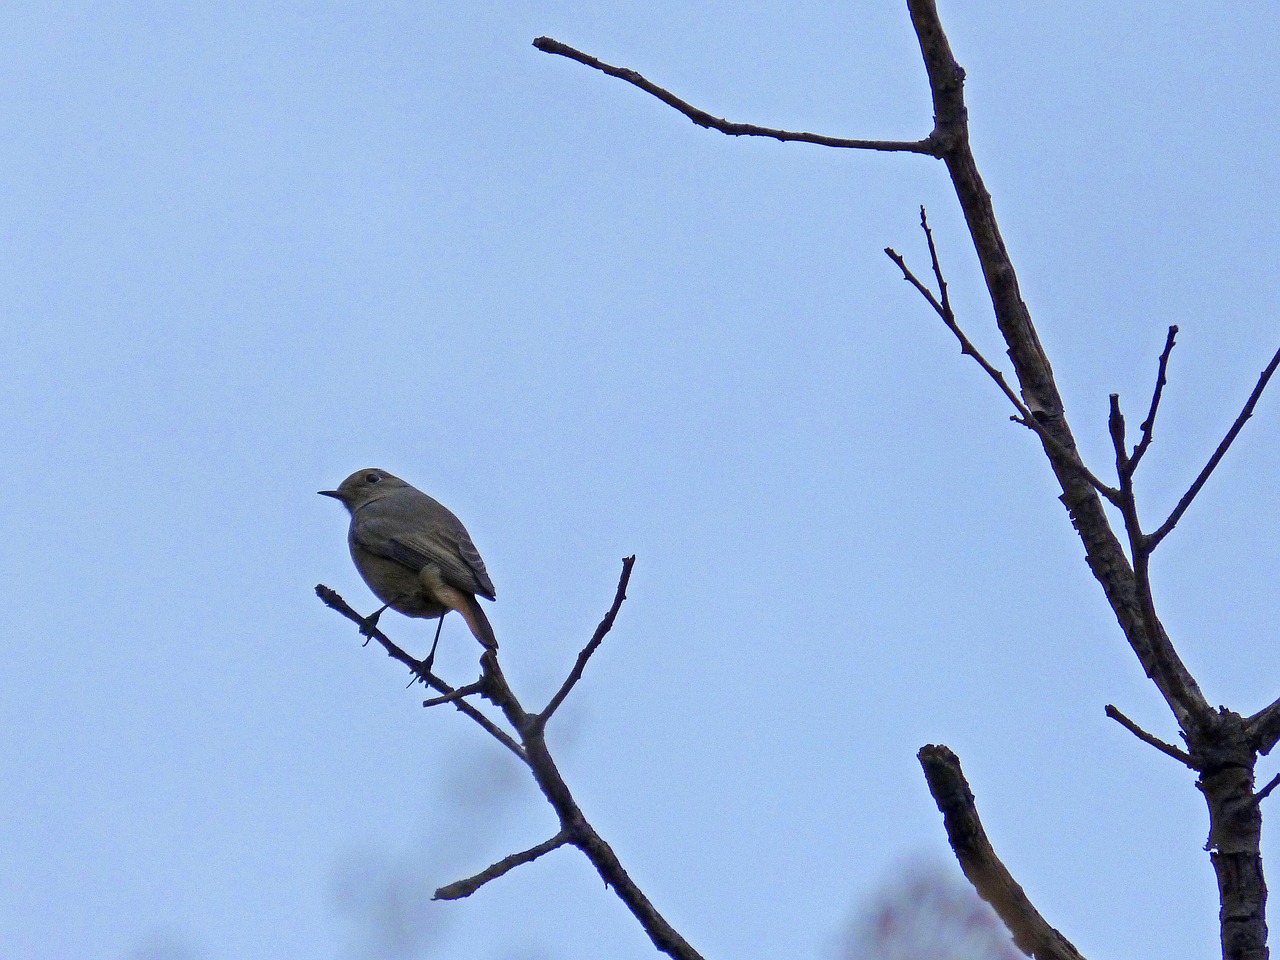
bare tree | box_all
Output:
[318,3,1280,959]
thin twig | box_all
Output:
[532,37,938,155]
[315,585,526,762]
[886,232,1119,503]
[423,681,487,708]
[921,206,953,319]
[885,245,948,317]
[1127,326,1178,474]
[918,744,1088,960]
[1148,342,1280,549]
[434,830,571,901]
[1104,704,1194,767]
[1255,773,1280,805]
[537,556,636,726]
[1108,394,1129,479]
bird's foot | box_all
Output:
[358,604,389,645]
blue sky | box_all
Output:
[4,2,1279,959]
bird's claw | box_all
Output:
[358,605,388,645]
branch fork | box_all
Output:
[319,557,703,960]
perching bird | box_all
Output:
[320,468,496,660]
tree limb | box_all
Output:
[1104,704,1194,767]
[533,36,937,155]
[918,744,1087,960]
[897,0,1213,738]
[1147,342,1280,549]
[537,555,635,727]
[434,830,571,901]
[536,15,1204,735]
[476,652,706,960]
[314,584,526,762]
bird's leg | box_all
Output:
[419,566,498,651]
[422,615,445,674]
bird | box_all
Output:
[320,468,496,663]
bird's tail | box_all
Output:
[459,594,498,650]
[418,564,498,651]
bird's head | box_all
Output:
[318,468,407,511]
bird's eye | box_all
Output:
[365,472,381,484]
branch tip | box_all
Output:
[1127,326,1179,473]
[918,744,1086,960]
[1149,340,1280,548]
[539,556,636,724]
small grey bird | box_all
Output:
[320,468,497,658]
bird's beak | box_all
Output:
[318,490,344,501]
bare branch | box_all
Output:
[321,574,702,959]
[537,556,636,726]
[1126,325,1179,474]
[918,745,1087,960]
[1148,342,1280,549]
[315,585,526,762]
[423,681,486,708]
[474,648,707,960]
[885,230,1119,504]
[434,830,571,901]
[885,245,947,317]
[1104,704,1194,767]
[921,204,953,319]
[532,37,937,155]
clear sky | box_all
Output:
[4,2,1279,959]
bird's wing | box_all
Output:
[452,529,496,600]
[354,512,495,600]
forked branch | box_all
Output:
[1248,697,1280,756]
[315,584,525,760]
[886,210,1119,502]
[896,0,1213,738]
[321,560,705,960]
